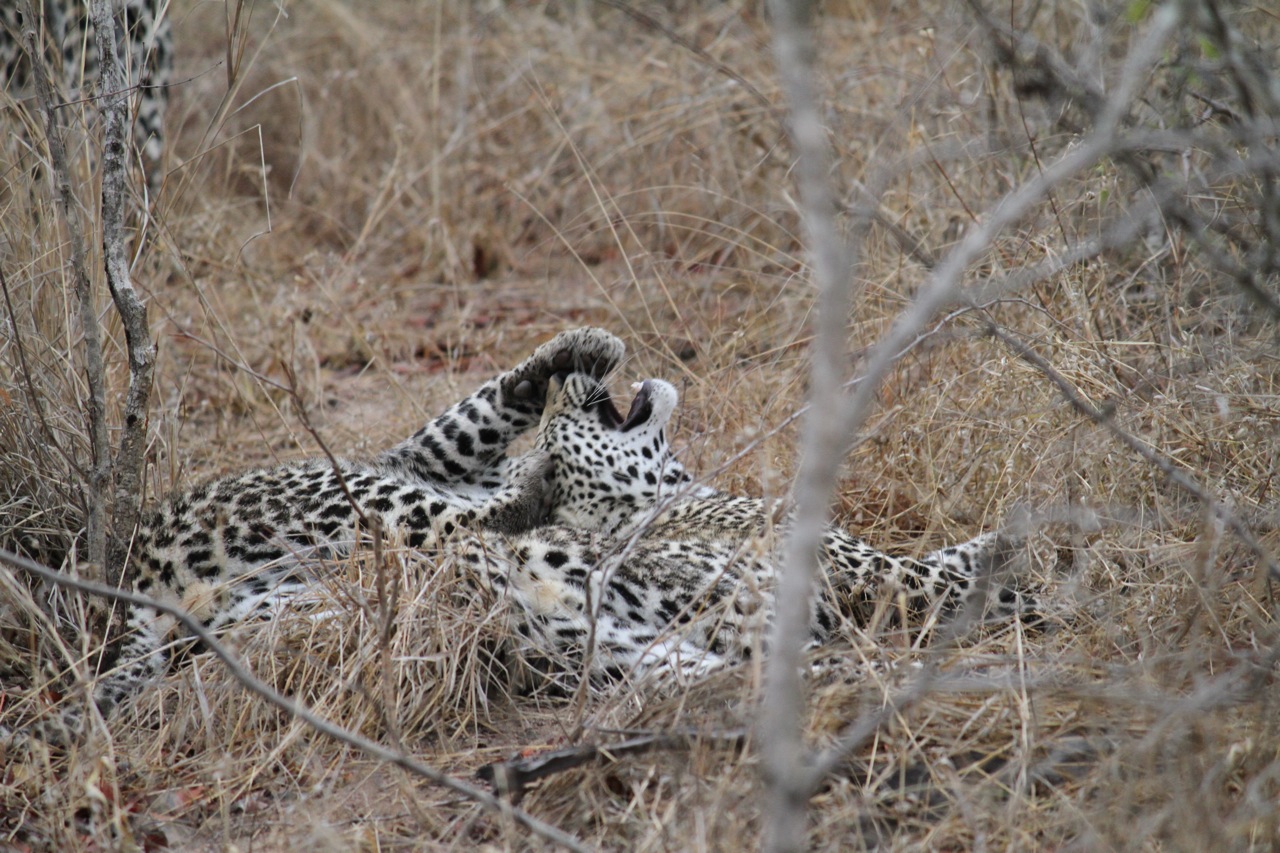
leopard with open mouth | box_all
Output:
[5,328,1036,744]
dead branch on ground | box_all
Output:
[478,728,748,803]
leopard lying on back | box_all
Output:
[6,328,1034,744]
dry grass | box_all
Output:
[2,0,1279,849]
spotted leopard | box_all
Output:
[4,327,625,742]
[490,371,1039,679]
[1,0,171,194]
[5,329,1032,743]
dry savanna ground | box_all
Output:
[2,0,1279,849]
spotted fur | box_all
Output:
[518,373,1038,674]
[6,331,1036,744]
[8,328,624,741]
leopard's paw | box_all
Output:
[505,328,625,403]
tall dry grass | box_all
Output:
[2,0,1278,849]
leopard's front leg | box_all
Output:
[464,449,557,535]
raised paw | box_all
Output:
[504,328,626,404]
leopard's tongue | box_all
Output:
[619,381,654,431]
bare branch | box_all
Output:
[801,643,1280,794]
[968,0,1280,319]
[761,0,860,850]
[18,0,110,571]
[983,321,1280,583]
[88,0,157,589]
[756,8,1184,846]
[0,547,591,853]
[836,4,1183,457]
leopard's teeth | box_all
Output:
[631,382,644,393]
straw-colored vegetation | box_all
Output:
[2,0,1278,849]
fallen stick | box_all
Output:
[478,728,748,802]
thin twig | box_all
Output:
[838,182,939,270]
[803,642,1280,793]
[479,729,748,802]
[279,358,371,531]
[0,264,79,478]
[278,355,408,751]
[0,547,590,853]
[799,670,937,792]
[589,0,776,117]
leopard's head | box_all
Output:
[536,373,696,535]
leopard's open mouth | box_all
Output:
[594,380,655,432]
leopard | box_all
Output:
[497,371,1040,680]
[1,0,172,195]
[3,327,626,744]
[3,328,1032,745]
